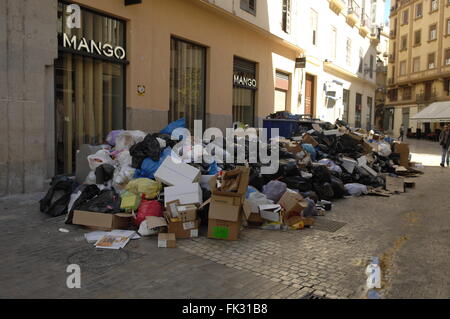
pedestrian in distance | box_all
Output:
[398,124,405,142]
[439,125,450,167]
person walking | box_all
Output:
[399,124,405,141]
[439,125,450,167]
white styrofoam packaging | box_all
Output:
[259,204,282,223]
[341,157,358,174]
[154,156,201,186]
[164,183,203,207]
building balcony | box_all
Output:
[346,0,360,27]
[329,0,346,15]
[416,92,438,103]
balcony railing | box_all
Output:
[416,92,438,102]
[347,0,361,18]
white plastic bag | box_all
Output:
[115,130,146,151]
[87,150,114,170]
[378,142,392,157]
[138,220,159,237]
[365,262,381,289]
[344,183,368,196]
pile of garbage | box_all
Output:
[39,118,423,247]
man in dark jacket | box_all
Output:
[439,125,450,167]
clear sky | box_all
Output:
[385,0,391,22]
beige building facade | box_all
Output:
[387,0,450,137]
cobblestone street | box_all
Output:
[0,139,449,299]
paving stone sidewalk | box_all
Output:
[0,165,449,299]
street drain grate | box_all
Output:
[300,292,330,299]
[312,218,347,232]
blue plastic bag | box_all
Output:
[134,148,172,179]
[301,143,317,161]
[208,161,219,175]
[160,118,186,135]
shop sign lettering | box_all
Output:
[63,33,126,60]
[233,74,257,89]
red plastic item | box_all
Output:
[134,198,163,226]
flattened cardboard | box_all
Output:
[209,201,241,222]
[302,133,319,147]
[209,166,250,197]
[146,216,168,229]
[394,142,410,167]
[158,233,176,248]
[73,210,132,231]
[207,218,241,241]
[154,156,201,186]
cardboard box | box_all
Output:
[164,183,203,207]
[72,210,132,231]
[208,218,241,241]
[386,176,405,193]
[177,205,198,222]
[209,166,250,197]
[165,211,200,239]
[154,156,201,186]
[259,204,282,222]
[209,197,242,222]
[158,233,176,248]
[278,190,308,217]
[247,212,264,224]
[393,142,410,167]
[302,133,319,147]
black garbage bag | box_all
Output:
[77,189,121,214]
[130,133,161,169]
[313,182,334,201]
[279,161,300,177]
[312,165,332,184]
[282,176,313,192]
[95,164,115,184]
[65,184,101,224]
[39,175,78,217]
[340,172,354,184]
[330,176,346,199]
[301,191,319,203]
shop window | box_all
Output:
[241,0,257,16]
[342,89,350,123]
[233,57,257,126]
[355,93,362,128]
[274,71,290,112]
[169,38,206,132]
[366,96,373,130]
[55,2,125,174]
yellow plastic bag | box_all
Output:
[125,178,162,199]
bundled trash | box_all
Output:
[39,117,423,245]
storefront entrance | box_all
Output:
[233,57,257,126]
[55,2,126,174]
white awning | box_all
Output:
[410,101,450,122]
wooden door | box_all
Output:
[305,74,315,116]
